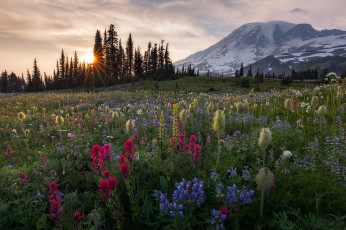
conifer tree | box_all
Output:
[144,42,151,78]
[117,39,125,82]
[73,51,79,87]
[59,49,65,88]
[247,65,252,77]
[151,43,158,79]
[32,58,43,91]
[134,46,143,79]
[106,24,118,83]
[26,69,33,92]
[93,30,104,86]
[1,71,8,93]
[126,33,134,79]
[65,55,69,87]
[239,61,244,76]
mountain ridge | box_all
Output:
[174,21,346,75]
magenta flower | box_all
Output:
[6,146,12,157]
[177,119,184,135]
[103,170,110,178]
[48,182,62,225]
[124,140,135,162]
[98,177,118,200]
[170,138,175,150]
[19,173,28,186]
[178,134,185,153]
[119,161,130,179]
[73,211,84,228]
[90,144,112,175]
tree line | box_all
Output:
[0,24,176,92]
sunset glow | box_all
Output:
[82,51,95,63]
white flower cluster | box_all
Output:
[282,150,292,159]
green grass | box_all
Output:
[106,76,314,93]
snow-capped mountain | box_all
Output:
[174,21,346,74]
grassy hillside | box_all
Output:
[106,76,313,93]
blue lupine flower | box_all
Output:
[154,178,204,219]
[216,183,224,198]
[227,167,237,177]
[242,166,251,180]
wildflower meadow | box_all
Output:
[0,82,345,229]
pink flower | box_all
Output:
[189,135,197,151]
[193,144,202,167]
[73,211,84,228]
[106,115,111,123]
[119,155,126,163]
[90,144,112,175]
[177,119,184,135]
[108,177,118,189]
[141,136,146,145]
[49,182,58,193]
[124,140,135,163]
[219,206,231,217]
[48,182,62,224]
[133,134,138,143]
[20,173,28,186]
[170,138,175,150]
[119,162,130,179]
[178,134,185,153]
[190,135,197,144]
[6,146,12,157]
[103,170,110,178]
[98,177,118,200]
[184,144,190,152]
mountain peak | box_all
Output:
[174,21,346,74]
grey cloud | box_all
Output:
[290,8,307,13]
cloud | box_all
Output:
[0,0,346,75]
[290,8,307,14]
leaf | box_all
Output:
[36,213,48,230]
[160,176,169,194]
[0,201,11,213]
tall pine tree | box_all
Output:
[126,33,134,79]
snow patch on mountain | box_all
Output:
[174,21,346,74]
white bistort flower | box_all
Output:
[282,150,292,159]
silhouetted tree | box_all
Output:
[134,46,143,79]
[126,33,134,79]
[106,24,118,83]
[239,62,244,77]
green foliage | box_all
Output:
[281,76,293,85]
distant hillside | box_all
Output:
[243,56,346,76]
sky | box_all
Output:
[1,0,346,76]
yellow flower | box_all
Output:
[207,103,213,116]
[126,119,135,137]
[24,129,30,137]
[213,110,226,135]
[179,109,188,124]
[18,112,26,121]
[152,138,157,145]
[55,116,65,125]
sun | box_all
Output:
[82,51,95,63]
